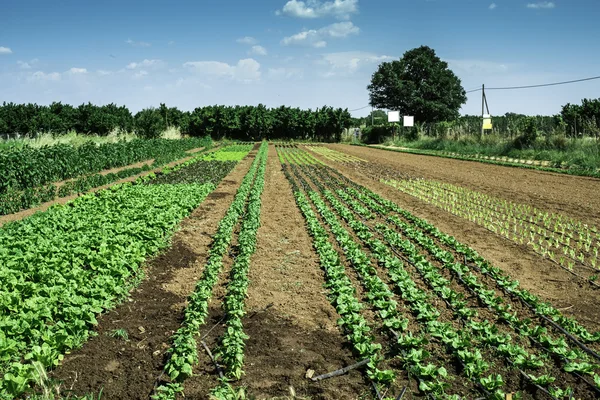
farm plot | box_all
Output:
[382,178,600,286]
[0,144,252,399]
[151,142,268,399]
[277,144,600,399]
[0,137,213,216]
[304,144,367,163]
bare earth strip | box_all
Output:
[313,144,600,333]
[183,145,367,399]
[0,147,210,227]
[333,144,600,227]
[47,152,255,400]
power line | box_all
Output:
[348,105,371,112]
[350,74,600,110]
[466,74,600,93]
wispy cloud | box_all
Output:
[28,71,61,82]
[125,39,151,47]
[237,36,258,45]
[0,46,13,55]
[526,2,555,9]
[268,67,304,80]
[281,21,359,48]
[183,58,261,83]
[249,45,268,56]
[445,59,513,74]
[318,51,393,77]
[66,67,87,75]
[17,58,39,69]
[126,59,164,69]
[277,0,358,20]
[133,70,148,79]
[489,3,497,10]
[97,70,112,76]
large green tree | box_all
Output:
[367,46,467,123]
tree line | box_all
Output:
[364,45,600,141]
[0,102,353,142]
[357,102,600,142]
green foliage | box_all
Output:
[153,143,268,397]
[361,125,390,144]
[0,181,217,398]
[367,46,467,123]
[183,104,351,142]
[0,137,210,194]
[513,117,539,149]
[134,108,166,139]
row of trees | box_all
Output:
[0,102,134,137]
[0,102,352,142]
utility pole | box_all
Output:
[481,84,485,138]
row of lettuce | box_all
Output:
[277,145,600,399]
[152,142,268,400]
[0,144,254,399]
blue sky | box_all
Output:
[0,0,599,117]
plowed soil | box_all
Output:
[182,145,367,399]
[314,144,600,333]
[48,152,255,400]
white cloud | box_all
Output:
[66,67,87,75]
[133,70,149,79]
[268,67,304,80]
[281,21,359,48]
[277,0,358,20]
[0,47,12,54]
[318,51,393,76]
[125,39,151,47]
[249,45,268,56]
[17,58,39,69]
[28,71,61,82]
[126,59,164,69]
[97,70,112,76]
[183,58,261,82]
[489,3,497,10]
[526,2,555,9]
[445,59,512,74]
[237,36,258,45]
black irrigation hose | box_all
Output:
[464,257,600,363]
[385,245,556,399]
[311,165,580,398]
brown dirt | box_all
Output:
[182,145,368,399]
[314,144,600,333]
[0,147,210,228]
[47,153,255,400]
[333,144,600,227]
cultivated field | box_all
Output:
[2,143,600,400]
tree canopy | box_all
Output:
[367,46,467,123]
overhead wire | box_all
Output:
[349,74,600,110]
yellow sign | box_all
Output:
[483,117,492,130]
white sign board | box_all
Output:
[403,116,414,127]
[387,111,400,123]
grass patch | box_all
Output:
[386,135,600,170]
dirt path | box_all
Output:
[0,147,210,227]
[48,152,255,400]
[182,145,367,399]
[332,144,600,227]
[310,146,600,333]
